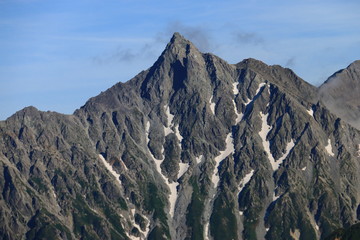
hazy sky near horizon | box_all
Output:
[1,0,360,120]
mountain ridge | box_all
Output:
[1,33,360,240]
[319,60,360,129]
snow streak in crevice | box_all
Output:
[148,105,187,218]
[272,191,279,202]
[195,155,203,164]
[146,119,179,218]
[178,162,190,179]
[206,132,235,240]
[164,105,174,136]
[243,82,266,116]
[204,222,210,240]
[209,95,216,115]
[307,108,314,117]
[259,113,275,168]
[325,138,335,156]
[211,133,235,189]
[259,113,295,171]
[238,169,254,218]
[238,169,254,197]
[233,82,240,95]
[129,208,150,240]
[98,154,122,186]
[232,82,243,123]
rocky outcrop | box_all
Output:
[0,33,360,240]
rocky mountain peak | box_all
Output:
[1,33,360,240]
[159,32,201,63]
[322,60,360,87]
[319,60,360,129]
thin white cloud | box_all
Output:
[158,22,214,52]
[233,31,264,45]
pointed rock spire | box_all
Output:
[160,32,201,62]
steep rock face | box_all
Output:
[1,33,360,240]
[319,60,360,129]
[0,107,135,240]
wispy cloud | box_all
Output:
[92,43,159,65]
[285,57,296,67]
[157,22,214,52]
[233,31,264,46]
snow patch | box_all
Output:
[145,121,150,144]
[325,139,335,156]
[204,222,209,240]
[141,215,151,239]
[233,82,239,95]
[272,192,279,201]
[357,144,360,157]
[120,160,128,171]
[127,233,141,240]
[307,108,314,117]
[232,99,243,123]
[243,82,266,107]
[315,223,319,231]
[174,125,183,143]
[178,162,190,179]
[209,96,216,114]
[257,82,266,94]
[238,169,254,195]
[239,211,243,216]
[259,113,294,171]
[266,228,269,232]
[164,105,175,136]
[129,208,150,239]
[302,166,307,171]
[52,189,57,199]
[195,155,203,164]
[165,105,174,127]
[211,133,235,189]
[163,106,183,145]
[98,154,121,186]
[146,120,179,218]
[259,113,275,169]
[276,139,295,167]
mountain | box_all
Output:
[319,60,360,130]
[1,32,360,240]
[324,223,360,240]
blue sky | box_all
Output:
[1,0,359,120]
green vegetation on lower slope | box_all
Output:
[210,192,238,240]
[186,176,207,240]
[26,208,72,240]
[324,223,360,240]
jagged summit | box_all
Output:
[159,32,201,62]
[170,32,189,45]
